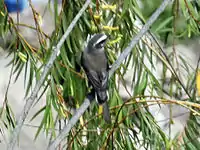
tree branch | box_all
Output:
[109,0,172,77]
[7,0,91,149]
[48,98,91,150]
[48,0,173,149]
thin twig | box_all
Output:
[0,53,15,118]
[109,0,172,78]
[48,0,173,149]
[7,0,91,149]
[0,53,16,146]
[48,98,91,150]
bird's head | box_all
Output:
[87,34,108,53]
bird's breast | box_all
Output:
[84,52,107,72]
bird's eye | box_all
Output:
[95,39,106,49]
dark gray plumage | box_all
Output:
[81,34,111,123]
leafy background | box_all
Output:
[0,0,200,149]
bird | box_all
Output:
[81,33,111,123]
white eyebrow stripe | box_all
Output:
[95,34,107,45]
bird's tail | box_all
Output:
[102,102,111,123]
[96,90,111,123]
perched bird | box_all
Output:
[81,34,111,123]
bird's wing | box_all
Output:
[87,70,108,90]
[81,52,108,90]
